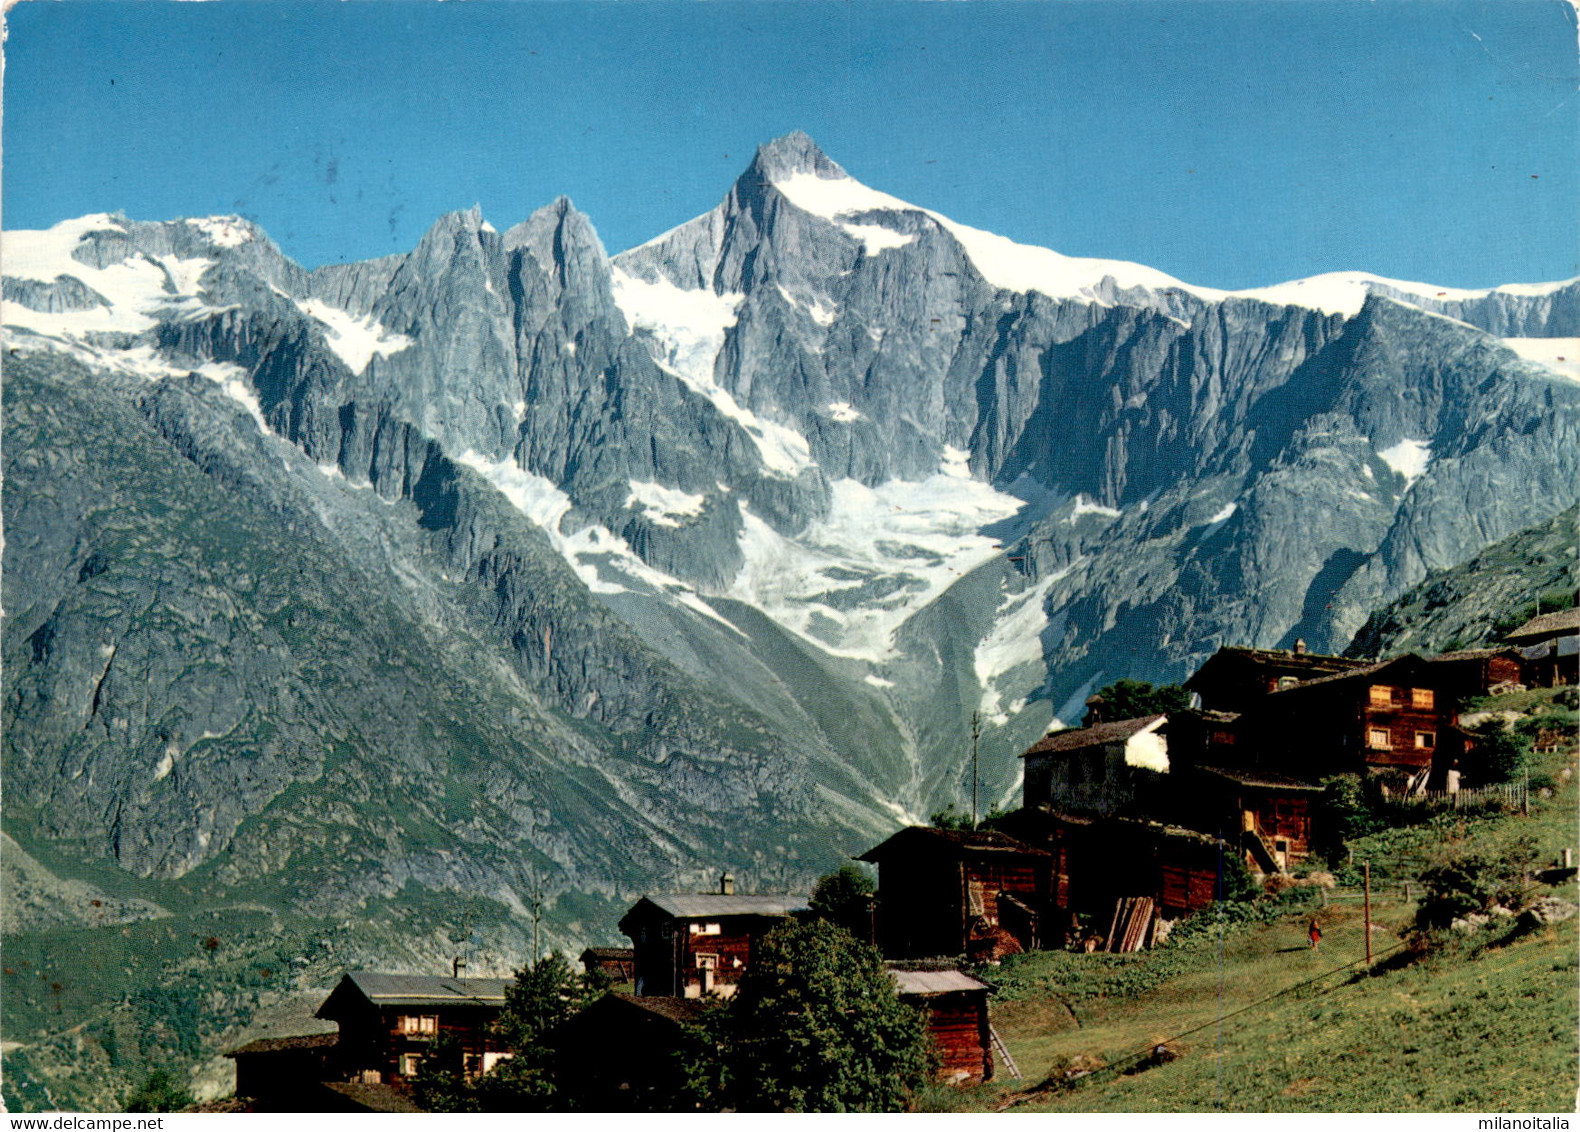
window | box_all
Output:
[1368,727,1391,750]
[398,1053,423,1077]
[689,921,721,936]
[1369,685,1393,707]
[694,953,718,970]
[1415,731,1435,749]
[1211,730,1236,746]
[1277,676,1300,690]
[482,1052,513,1074]
[398,1015,438,1036]
[1411,688,1435,710]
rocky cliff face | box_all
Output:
[1345,505,1579,659]
[5,132,1578,923]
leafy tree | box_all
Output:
[929,804,972,831]
[1461,719,1531,786]
[125,1069,192,1113]
[416,952,607,1112]
[1315,774,1382,863]
[929,803,1011,832]
[474,950,607,1111]
[808,864,876,941]
[413,1033,480,1113]
[722,919,935,1112]
[1216,849,1263,904]
[1088,679,1190,723]
[665,999,734,1112]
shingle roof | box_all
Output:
[1196,765,1324,791]
[640,893,808,918]
[1184,647,1368,687]
[858,826,1050,862]
[1505,608,1580,642]
[1020,715,1164,757]
[891,969,988,996]
[1429,648,1521,662]
[225,1031,338,1058]
[1261,654,1424,694]
[579,947,634,960]
[338,971,510,1007]
[609,992,710,1024]
[320,1082,426,1113]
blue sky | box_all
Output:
[5,0,1576,289]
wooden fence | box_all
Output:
[1393,780,1529,812]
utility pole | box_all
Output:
[528,867,544,961]
[970,711,982,829]
[1362,860,1372,969]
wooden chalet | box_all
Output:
[1236,652,1463,786]
[891,967,995,1084]
[1020,715,1168,817]
[1184,644,1369,713]
[618,883,807,998]
[548,992,709,1110]
[579,946,635,984]
[314,971,512,1084]
[1505,608,1579,687]
[858,827,1050,960]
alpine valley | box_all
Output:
[3,133,1578,1106]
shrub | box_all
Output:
[125,1070,192,1113]
[1461,720,1532,786]
[1315,774,1384,863]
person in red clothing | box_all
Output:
[1308,918,1322,949]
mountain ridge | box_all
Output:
[5,129,1578,928]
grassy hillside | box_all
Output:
[939,687,1578,1113]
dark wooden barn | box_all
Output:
[858,826,1050,960]
[579,947,636,984]
[314,971,512,1084]
[1005,805,1226,933]
[1425,648,1525,698]
[618,889,807,998]
[891,967,994,1084]
[1506,608,1580,687]
[225,1031,339,1111]
[548,992,709,1110]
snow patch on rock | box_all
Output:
[627,480,707,527]
[1502,337,1580,382]
[727,472,1026,662]
[296,298,413,376]
[1378,438,1432,484]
